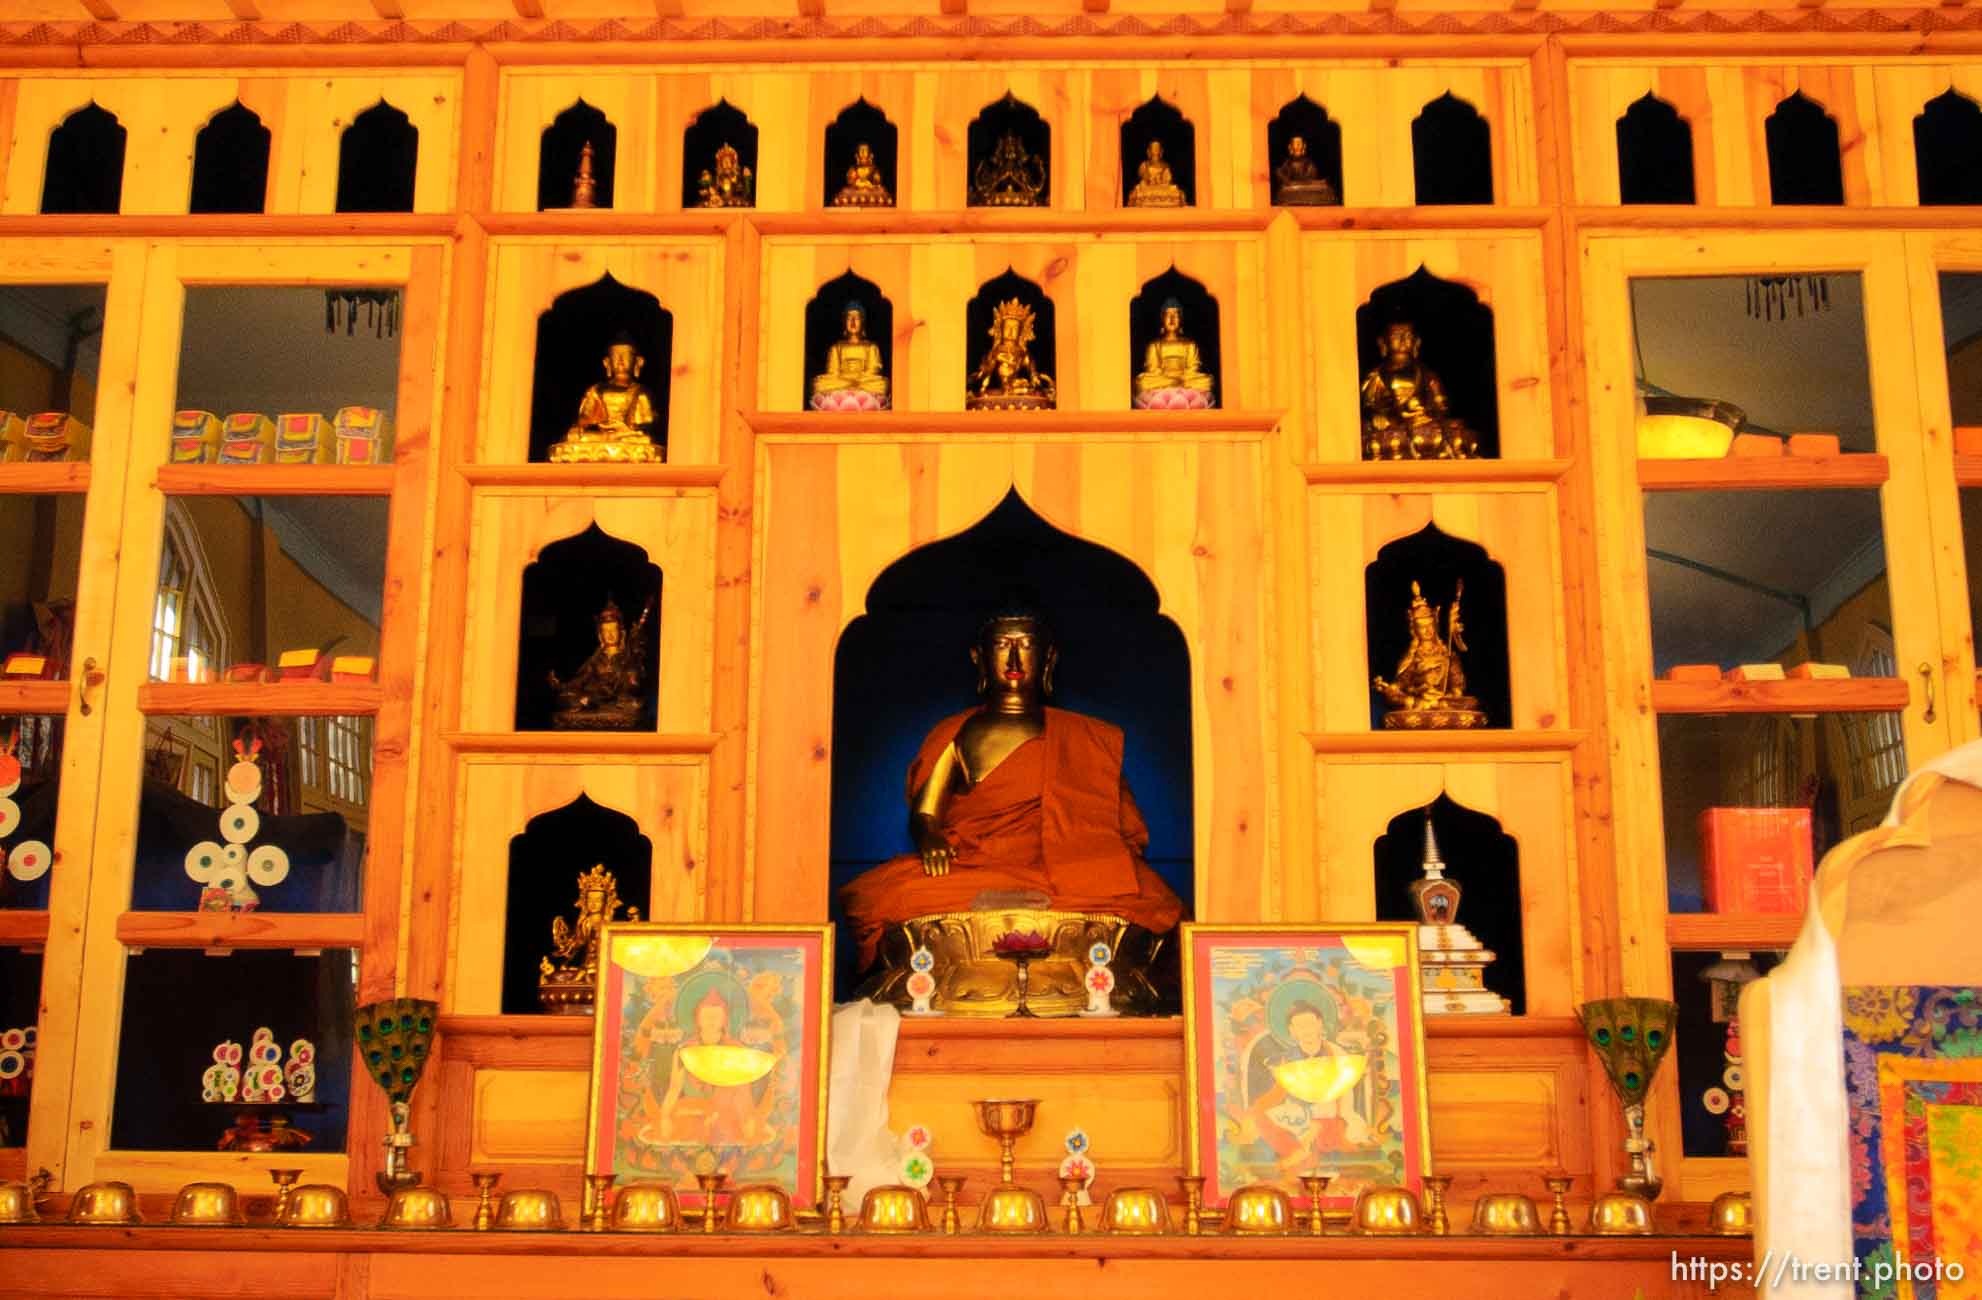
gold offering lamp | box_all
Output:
[973,1097,1049,1232]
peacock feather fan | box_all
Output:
[355,997,439,1105]
[1577,996,1677,1108]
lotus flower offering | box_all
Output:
[991,931,1051,1018]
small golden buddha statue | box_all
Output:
[1372,580,1488,729]
[695,142,754,209]
[550,333,665,464]
[1132,298,1215,410]
[571,140,598,210]
[830,141,894,208]
[809,300,891,412]
[972,131,1046,207]
[548,596,654,730]
[1126,139,1185,208]
[539,864,641,1014]
[1361,321,1481,461]
[967,298,1055,411]
[1274,134,1339,206]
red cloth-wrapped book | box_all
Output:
[1698,807,1813,914]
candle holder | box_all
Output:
[937,1175,965,1234]
[696,1171,728,1233]
[471,1172,500,1230]
[1298,1173,1332,1235]
[268,1168,302,1224]
[1177,1175,1206,1236]
[823,1174,850,1235]
[990,933,1050,1019]
[972,1098,1040,1186]
[1059,1174,1086,1234]
[1543,1174,1573,1235]
[1423,1174,1453,1236]
[583,1173,616,1231]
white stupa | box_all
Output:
[1410,814,1511,1015]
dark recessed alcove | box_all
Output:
[189,102,271,215]
[1129,267,1220,405]
[529,274,672,462]
[966,269,1057,395]
[514,523,663,732]
[1766,92,1845,206]
[823,98,898,206]
[967,93,1051,206]
[1914,89,1982,206]
[682,99,758,208]
[1268,94,1343,205]
[538,100,616,211]
[1672,949,1782,1157]
[1616,93,1696,205]
[1356,266,1499,458]
[336,101,419,214]
[0,947,40,1147]
[1374,794,1526,1015]
[829,490,1193,998]
[1364,524,1510,730]
[803,270,893,407]
[42,103,125,215]
[501,794,654,1015]
[1119,96,1195,206]
[1412,93,1494,206]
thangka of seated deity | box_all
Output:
[809,300,890,413]
[830,141,894,208]
[1360,320,1481,461]
[1132,299,1215,411]
[549,333,665,464]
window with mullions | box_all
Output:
[150,503,227,684]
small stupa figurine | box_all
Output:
[547,595,654,730]
[830,141,894,208]
[1131,298,1215,410]
[1372,580,1489,729]
[1408,813,1508,1014]
[809,300,891,412]
[549,333,665,464]
[1361,320,1482,461]
[538,864,640,1014]
[570,141,598,210]
[972,131,1046,207]
[696,142,754,209]
[1126,139,1185,208]
[966,298,1056,411]
[1274,134,1339,206]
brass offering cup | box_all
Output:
[724,1183,794,1232]
[1352,1185,1422,1236]
[972,1098,1041,1187]
[936,1175,966,1235]
[494,1188,563,1231]
[0,1181,40,1225]
[1222,1184,1293,1235]
[1297,1174,1333,1236]
[1470,1192,1543,1236]
[858,1184,930,1234]
[379,1185,452,1230]
[67,1181,141,1225]
[694,1171,727,1232]
[976,1184,1050,1234]
[470,1171,501,1231]
[1709,1191,1754,1237]
[1100,1187,1171,1235]
[278,1184,352,1228]
[610,1181,680,1233]
[1589,1190,1655,1236]
[169,1181,245,1226]
[822,1173,851,1234]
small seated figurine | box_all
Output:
[539,864,640,1014]
[1274,134,1339,206]
[830,141,894,208]
[1132,298,1215,410]
[548,596,654,730]
[966,298,1056,411]
[1360,320,1482,461]
[1126,139,1186,208]
[1371,580,1488,729]
[550,333,665,464]
[696,141,754,209]
[972,130,1046,207]
[809,300,891,412]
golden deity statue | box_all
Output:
[695,141,754,208]
[830,141,894,208]
[539,864,641,1014]
[1126,139,1186,208]
[809,300,891,412]
[1361,320,1481,461]
[967,298,1056,411]
[548,595,654,730]
[1132,298,1215,410]
[972,131,1046,207]
[1372,580,1488,729]
[1274,134,1339,206]
[570,140,598,210]
[549,333,665,464]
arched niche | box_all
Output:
[1129,266,1221,408]
[823,98,898,207]
[1765,92,1844,206]
[965,269,1057,398]
[1615,92,1696,205]
[514,522,663,732]
[1412,93,1493,206]
[1356,266,1499,458]
[336,101,419,214]
[1914,89,1982,206]
[42,102,125,215]
[1120,96,1195,206]
[803,270,893,409]
[967,92,1050,207]
[1373,794,1526,1015]
[500,792,654,1014]
[539,100,617,211]
[1363,523,1510,730]
[189,102,271,215]
[682,99,757,209]
[829,489,1194,997]
[528,274,673,463]
[1267,94,1343,206]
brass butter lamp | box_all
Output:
[973,1098,1049,1233]
[169,1181,245,1226]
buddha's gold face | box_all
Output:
[1146,140,1164,161]
[999,316,1021,342]
[1161,305,1182,336]
[599,616,623,650]
[842,307,866,340]
[1288,136,1308,158]
[855,143,874,165]
[1380,323,1420,367]
[603,343,643,387]
[584,888,607,914]
[972,618,1054,706]
[1410,608,1439,643]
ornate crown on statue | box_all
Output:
[989,298,1038,345]
[571,862,622,914]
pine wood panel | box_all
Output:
[494,72,662,214]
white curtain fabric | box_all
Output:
[825,999,905,1199]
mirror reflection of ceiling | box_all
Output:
[251,496,390,629]
[0,283,106,383]
[175,284,400,420]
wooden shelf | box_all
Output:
[0,681,69,714]
[746,410,1284,437]
[1576,204,1982,231]
[155,464,396,497]
[136,682,383,717]
[0,463,90,493]
[1666,912,1804,950]
[0,911,51,946]
[1301,459,1571,487]
[1636,453,1888,492]
[443,731,719,755]
[1651,677,1908,714]
[457,463,726,489]
[1956,453,1982,488]
[1291,204,1551,231]
[0,214,457,239]
[116,911,365,952]
[1304,729,1588,755]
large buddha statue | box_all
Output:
[1127,139,1186,208]
[1360,320,1481,461]
[809,300,890,412]
[549,333,665,464]
[1132,298,1215,410]
[838,609,1186,1010]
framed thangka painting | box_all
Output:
[1182,923,1431,1212]
[586,924,832,1209]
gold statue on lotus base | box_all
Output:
[1126,140,1186,207]
[695,142,754,209]
[809,300,890,413]
[973,131,1046,207]
[830,142,894,208]
[1372,580,1488,729]
[967,298,1056,411]
[1132,299,1215,411]
[539,864,641,1014]
[860,909,1164,1017]
[549,333,665,464]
